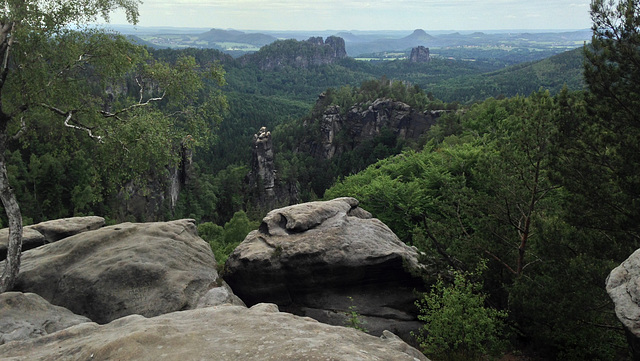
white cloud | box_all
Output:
[107,0,593,30]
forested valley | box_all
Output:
[0,0,639,359]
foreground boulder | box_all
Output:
[0,304,429,361]
[224,197,427,341]
[0,216,105,260]
[7,219,220,324]
[0,292,90,345]
[607,248,640,358]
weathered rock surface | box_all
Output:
[607,248,640,358]
[243,36,347,71]
[7,219,220,324]
[224,197,427,342]
[0,228,45,261]
[309,97,438,160]
[29,216,105,243]
[0,216,105,261]
[0,292,91,345]
[0,303,429,361]
[196,282,246,308]
[410,46,431,63]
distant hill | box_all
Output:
[126,35,168,49]
[197,29,277,47]
[346,29,434,56]
[402,29,435,43]
[430,47,586,102]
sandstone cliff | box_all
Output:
[241,36,347,70]
[306,96,439,161]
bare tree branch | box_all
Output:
[40,103,104,142]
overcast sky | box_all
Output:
[107,0,592,31]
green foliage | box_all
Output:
[345,296,368,332]
[413,262,508,360]
[326,90,629,359]
[198,210,259,267]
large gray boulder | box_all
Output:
[607,248,640,358]
[0,292,91,345]
[224,197,427,341]
[0,228,45,261]
[29,216,105,243]
[6,219,220,324]
[0,216,105,261]
[0,303,429,361]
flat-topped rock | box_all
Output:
[29,216,105,243]
[224,197,427,341]
[0,216,106,261]
[0,303,429,361]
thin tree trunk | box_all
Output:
[0,127,23,292]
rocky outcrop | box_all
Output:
[607,248,640,358]
[0,303,429,361]
[309,97,438,160]
[410,46,431,63]
[29,216,105,243]
[224,197,429,342]
[242,36,348,71]
[7,219,220,324]
[0,216,105,260]
[246,126,299,212]
[117,141,193,222]
[0,292,91,345]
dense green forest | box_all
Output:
[1,0,639,359]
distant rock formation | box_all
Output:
[246,126,298,212]
[410,46,431,63]
[0,302,429,361]
[241,36,347,70]
[307,96,439,160]
[224,197,432,342]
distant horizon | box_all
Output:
[100,24,592,36]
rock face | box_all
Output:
[309,97,438,160]
[0,303,429,361]
[607,248,640,358]
[410,46,431,63]
[0,292,91,345]
[7,219,220,324]
[29,216,105,243]
[243,36,347,71]
[246,126,299,212]
[0,216,105,261]
[117,142,193,222]
[224,197,426,342]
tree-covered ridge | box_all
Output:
[325,90,629,359]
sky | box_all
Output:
[107,0,593,31]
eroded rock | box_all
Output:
[29,216,105,243]
[7,219,219,324]
[0,216,106,261]
[0,304,429,361]
[224,197,427,341]
[0,292,91,345]
[607,248,640,358]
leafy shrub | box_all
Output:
[413,262,508,360]
[198,210,259,268]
